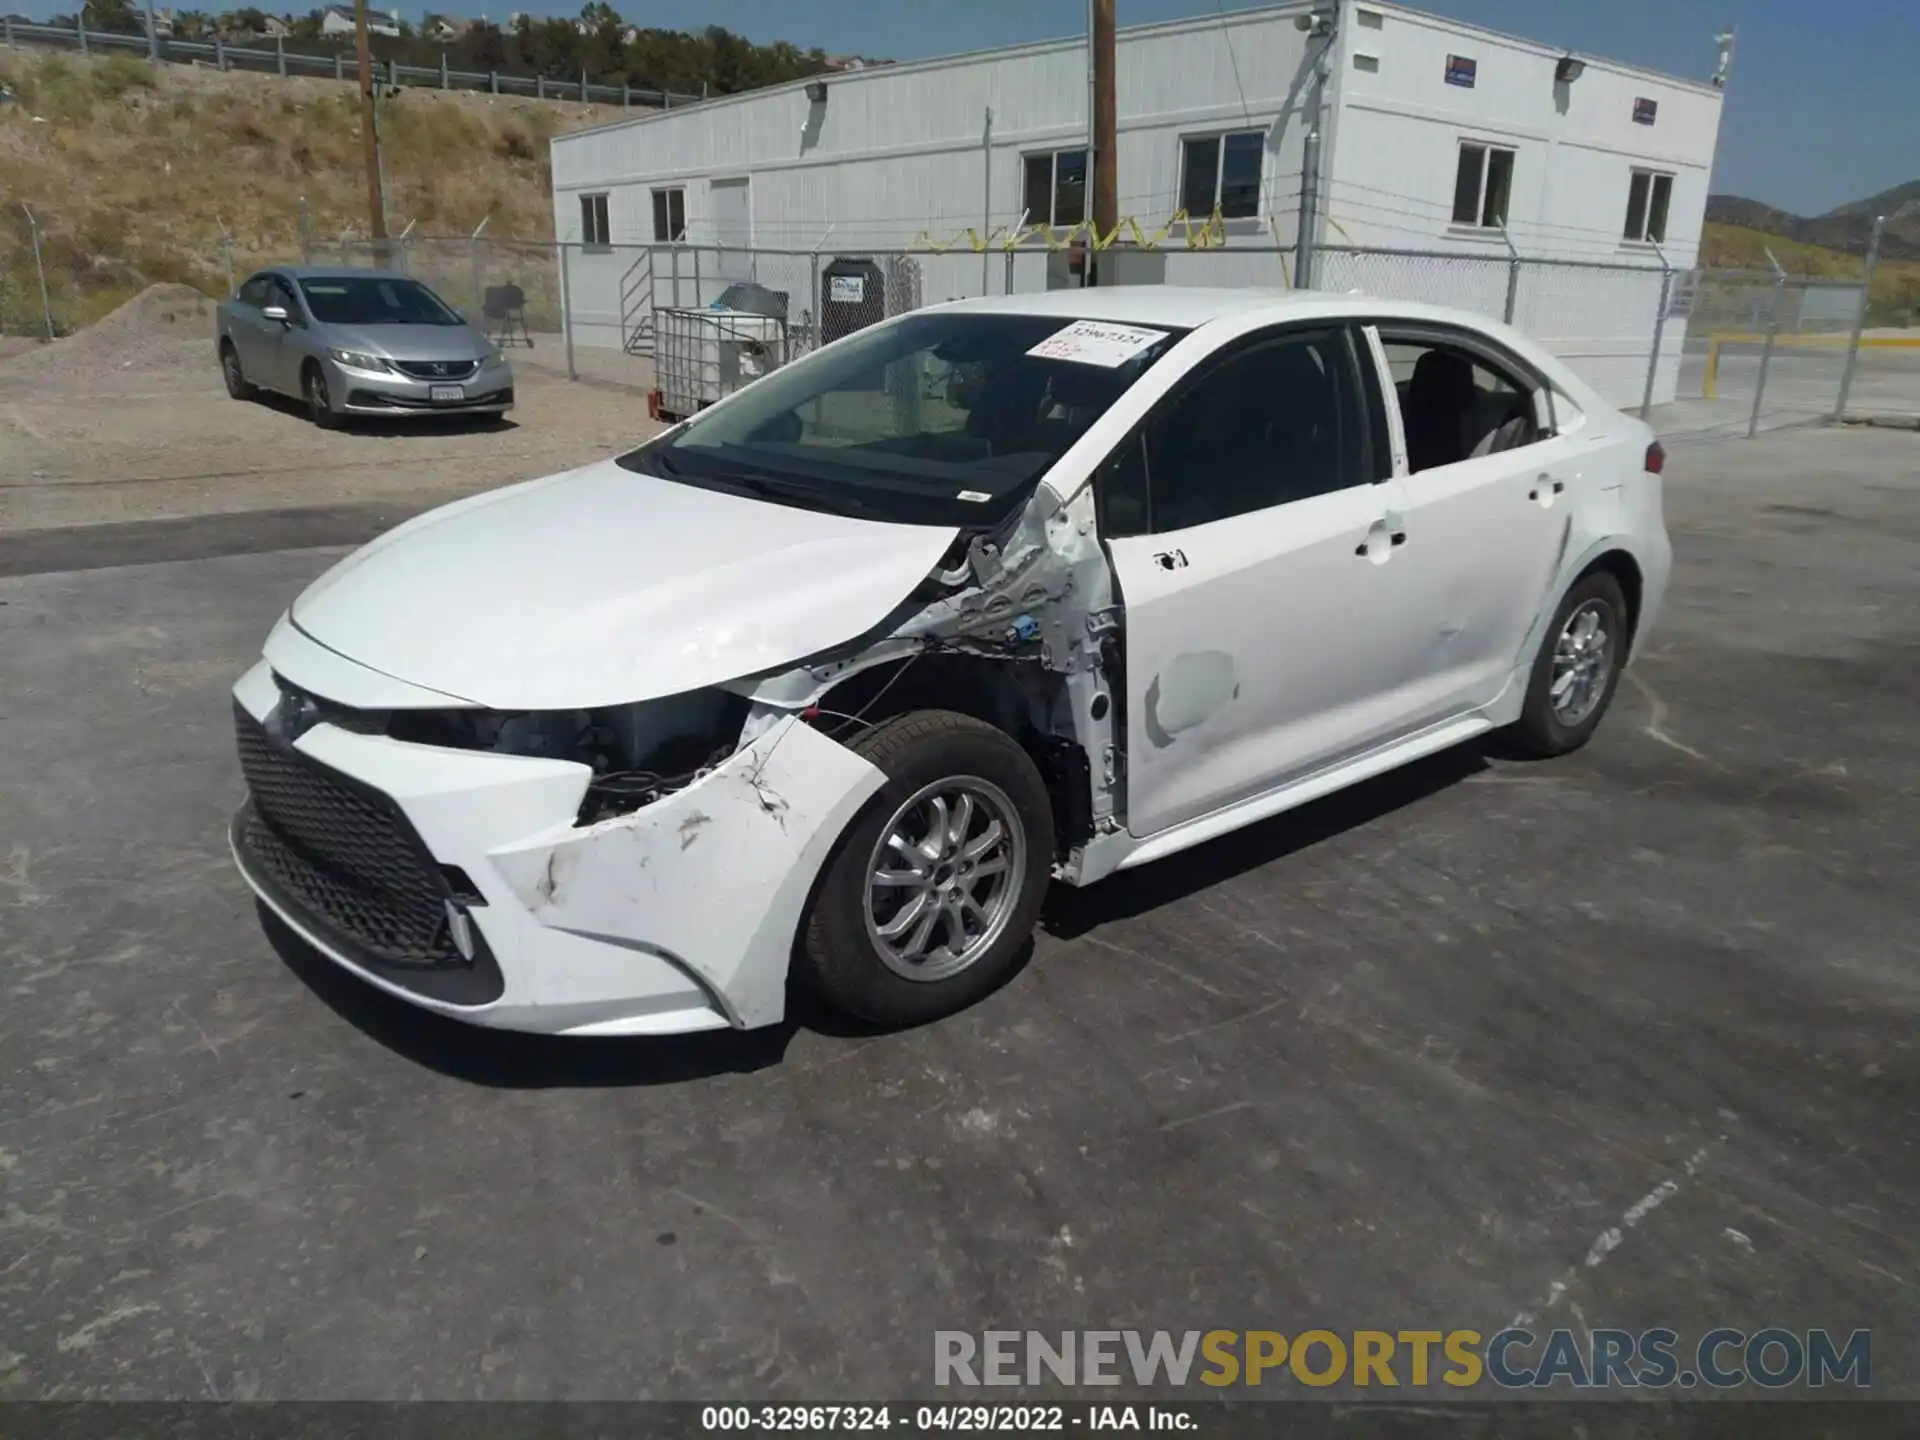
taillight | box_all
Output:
[1645,440,1666,475]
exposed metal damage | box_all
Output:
[727,474,1125,883]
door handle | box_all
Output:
[1355,517,1409,557]
[1528,475,1567,502]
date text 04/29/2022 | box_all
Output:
[700,1406,1190,1431]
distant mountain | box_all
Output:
[1706,182,1920,261]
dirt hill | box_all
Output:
[0,49,627,334]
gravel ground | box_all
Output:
[0,301,660,533]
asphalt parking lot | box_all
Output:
[1,375,1916,1402]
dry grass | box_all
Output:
[1701,221,1920,324]
[0,50,626,333]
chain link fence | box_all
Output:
[7,212,1912,429]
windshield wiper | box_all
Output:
[711,471,874,516]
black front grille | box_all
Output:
[233,703,461,968]
[392,358,480,381]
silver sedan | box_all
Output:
[216,266,514,428]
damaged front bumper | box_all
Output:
[228,659,885,1035]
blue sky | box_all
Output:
[44,0,1914,214]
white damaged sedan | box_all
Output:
[230,288,1671,1036]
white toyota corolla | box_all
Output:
[230,288,1670,1037]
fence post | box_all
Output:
[146,0,158,59]
[536,74,544,99]
[22,204,54,343]
[388,58,396,89]
[215,36,225,70]
[1499,223,1521,325]
[276,33,286,76]
[1832,213,1885,424]
[623,82,630,109]
[4,16,13,47]
[335,52,343,81]
[557,242,577,381]
[489,70,498,95]
[1748,251,1788,440]
[1640,244,1673,419]
[469,214,489,315]
[298,195,312,263]
[441,51,448,89]
[580,66,587,103]
[221,235,235,297]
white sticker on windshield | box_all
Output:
[1027,319,1169,368]
[956,489,993,503]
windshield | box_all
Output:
[619,311,1188,527]
[299,276,462,327]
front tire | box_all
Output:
[304,362,341,430]
[220,341,255,400]
[1502,570,1629,759]
[798,711,1055,1027]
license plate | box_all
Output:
[429,385,465,403]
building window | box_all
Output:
[1451,142,1514,228]
[1179,130,1263,219]
[1022,148,1087,228]
[580,193,610,249]
[1623,169,1673,244]
[651,187,686,243]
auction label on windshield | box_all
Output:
[1028,320,1168,368]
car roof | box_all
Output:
[264,265,415,281]
[933,284,1614,415]
[932,285,1492,332]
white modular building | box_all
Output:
[549,0,1726,404]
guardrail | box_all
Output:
[0,17,704,110]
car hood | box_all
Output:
[288,458,961,711]
[320,323,488,361]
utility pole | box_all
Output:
[1293,7,1335,290]
[356,0,388,246]
[1089,0,1117,282]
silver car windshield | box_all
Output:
[300,277,462,326]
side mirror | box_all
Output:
[262,304,290,324]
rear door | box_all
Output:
[1367,323,1576,722]
[1101,324,1427,839]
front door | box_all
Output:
[710,178,751,283]
[229,274,277,381]
[265,274,307,394]
[1101,324,1426,839]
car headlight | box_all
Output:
[327,347,390,372]
[383,691,751,826]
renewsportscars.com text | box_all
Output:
[933,1328,1871,1391]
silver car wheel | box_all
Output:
[1550,599,1614,726]
[307,368,331,418]
[862,777,1025,983]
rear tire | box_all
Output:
[304,362,341,430]
[220,341,255,401]
[797,711,1055,1027]
[1502,570,1629,759]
